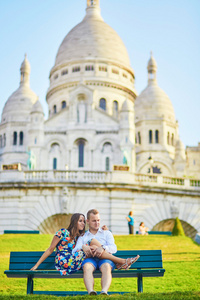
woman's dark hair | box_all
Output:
[129,211,133,216]
[140,222,144,226]
[67,213,85,241]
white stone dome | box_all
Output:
[54,5,131,69]
[1,55,37,122]
[135,82,175,121]
[135,55,175,122]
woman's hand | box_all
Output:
[102,225,108,231]
[30,265,38,271]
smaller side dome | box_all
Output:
[135,54,175,122]
[1,55,37,123]
[31,100,44,114]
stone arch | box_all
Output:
[38,213,73,234]
[152,218,197,239]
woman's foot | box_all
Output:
[116,255,140,270]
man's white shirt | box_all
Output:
[72,228,117,254]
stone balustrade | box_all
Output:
[0,169,199,190]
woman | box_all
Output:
[31,213,140,275]
[126,211,134,234]
[138,222,149,235]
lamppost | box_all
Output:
[148,156,154,174]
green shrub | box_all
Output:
[172,217,185,236]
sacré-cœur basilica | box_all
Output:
[0,0,199,238]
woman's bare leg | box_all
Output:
[90,239,126,265]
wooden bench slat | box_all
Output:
[9,249,162,257]
[5,268,165,280]
[10,254,161,264]
[9,260,163,271]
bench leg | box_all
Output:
[137,274,143,293]
[27,275,34,294]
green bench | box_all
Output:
[136,231,172,235]
[4,250,165,295]
[4,230,40,234]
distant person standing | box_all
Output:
[126,211,134,234]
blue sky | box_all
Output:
[0,0,199,147]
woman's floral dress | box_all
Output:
[55,228,89,276]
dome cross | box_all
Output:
[87,0,100,8]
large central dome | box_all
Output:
[54,3,131,68]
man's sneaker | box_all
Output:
[89,291,97,295]
[100,291,108,295]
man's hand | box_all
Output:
[82,244,92,258]
[90,245,98,257]
[92,246,104,258]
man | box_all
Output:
[73,209,117,295]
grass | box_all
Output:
[0,234,200,299]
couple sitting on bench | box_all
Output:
[31,209,140,295]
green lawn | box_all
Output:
[0,234,200,299]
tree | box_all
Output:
[172,217,185,236]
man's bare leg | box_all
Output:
[100,263,112,294]
[83,263,96,294]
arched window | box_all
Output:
[53,105,57,114]
[13,132,17,145]
[167,132,170,145]
[19,131,23,145]
[99,98,106,110]
[61,101,66,109]
[53,158,57,170]
[105,157,110,171]
[171,133,174,146]
[149,130,152,144]
[78,141,84,167]
[50,143,61,170]
[113,100,118,117]
[155,130,159,144]
[138,132,141,144]
[103,142,112,153]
